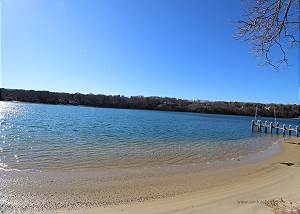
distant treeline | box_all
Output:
[1,88,299,118]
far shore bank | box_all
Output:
[1,88,299,118]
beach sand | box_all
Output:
[58,139,300,214]
[2,139,300,214]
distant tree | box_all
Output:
[236,0,299,69]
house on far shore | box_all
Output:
[2,94,14,101]
[69,100,79,105]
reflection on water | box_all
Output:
[0,101,297,171]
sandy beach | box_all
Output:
[54,138,300,214]
[1,138,299,214]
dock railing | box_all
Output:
[251,120,299,137]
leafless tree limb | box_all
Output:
[235,0,300,69]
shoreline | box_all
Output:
[1,138,299,213]
[63,139,300,214]
[0,136,282,172]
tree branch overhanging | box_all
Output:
[235,0,300,69]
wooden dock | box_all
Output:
[251,120,299,137]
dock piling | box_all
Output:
[288,125,292,135]
[264,121,268,133]
[251,120,254,131]
[283,124,286,135]
[270,122,273,134]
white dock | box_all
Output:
[251,120,299,137]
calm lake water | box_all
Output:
[0,101,297,171]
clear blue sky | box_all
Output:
[1,0,299,104]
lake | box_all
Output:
[0,101,297,171]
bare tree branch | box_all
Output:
[235,0,300,69]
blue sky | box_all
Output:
[1,0,299,104]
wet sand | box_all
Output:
[1,139,300,214]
